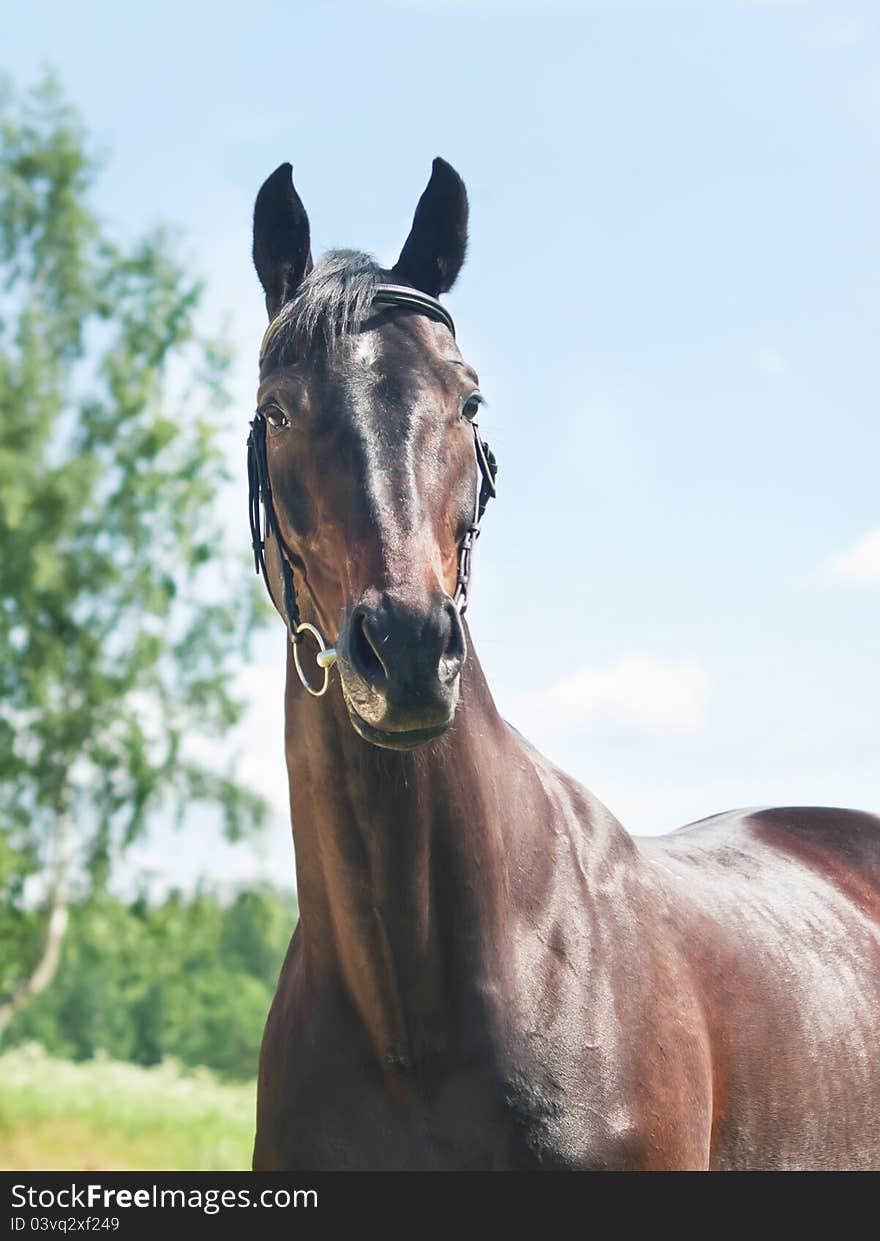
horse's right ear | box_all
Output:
[392,157,468,296]
[253,163,313,320]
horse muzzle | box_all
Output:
[336,592,466,749]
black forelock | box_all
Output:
[261,250,386,368]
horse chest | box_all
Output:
[257,1004,655,1171]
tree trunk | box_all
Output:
[0,806,70,1036]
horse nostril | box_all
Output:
[347,598,465,694]
[351,610,387,686]
[438,598,466,683]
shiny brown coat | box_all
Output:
[249,159,880,1171]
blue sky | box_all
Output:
[7,0,879,891]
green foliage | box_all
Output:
[0,1044,256,1170]
[4,885,296,1080]
[0,72,267,1004]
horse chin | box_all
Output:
[343,697,454,750]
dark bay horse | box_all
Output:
[248,158,880,1170]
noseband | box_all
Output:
[247,284,497,697]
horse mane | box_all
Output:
[261,250,385,367]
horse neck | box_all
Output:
[282,634,522,1059]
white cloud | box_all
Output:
[826,529,880,584]
[510,655,711,736]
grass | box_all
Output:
[0,1044,256,1170]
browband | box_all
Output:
[369,285,456,338]
[259,283,455,366]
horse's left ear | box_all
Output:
[391,157,468,296]
[253,163,313,320]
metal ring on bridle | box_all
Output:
[292,622,337,697]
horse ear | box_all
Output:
[253,163,313,320]
[391,157,468,296]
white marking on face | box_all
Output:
[355,333,379,368]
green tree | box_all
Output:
[0,75,266,1032]
[7,886,296,1079]
[221,888,290,986]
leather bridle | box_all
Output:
[247,284,497,697]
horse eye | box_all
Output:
[264,405,290,429]
[462,394,482,421]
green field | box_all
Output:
[0,1045,256,1171]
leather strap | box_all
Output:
[369,284,456,338]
